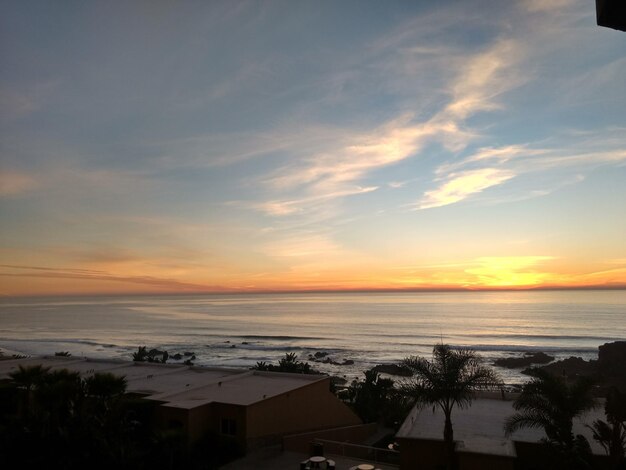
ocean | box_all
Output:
[1,290,624,385]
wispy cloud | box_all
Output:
[0,264,214,292]
[606,258,626,265]
[435,146,548,176]
[420,141,626,209]
[444,40,524,120]
[0,80,61,122]
[261,233,342,259]
[418,168,515,209]
[523,0,574,13]
[253,185,378,216]
[264,114,438,191]
[0,171,38,196]
[257,37,525,218]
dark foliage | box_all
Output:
[251,352,318,374]
[587,387,626,468]
[132,346,169,364]
[0,365,235,469]
[344,368,412,429]
[505,368,596,470]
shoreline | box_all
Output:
[2,340,616,390]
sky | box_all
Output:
[1,0,625,296]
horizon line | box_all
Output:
[2,283,626,299]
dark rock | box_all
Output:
[599,341,626,373]
[172,353,183,360]
[310,351,349,365]
[495,352,555,369]
[183,352,194,356]
[524,356,598,378]
[372,364,413,377]
[230,344,236,348]
[242,342,249,345]
[523,342,626,395]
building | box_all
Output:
[0,356,361,450]
[396,393,608,470]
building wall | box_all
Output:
[154,377,361,450]
[397,437,448,470]
[457,452,514,470]
[211,402,248,448]
[245,378,361,441]
[186,403,217,442]
[154,405,190,435]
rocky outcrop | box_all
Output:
[525,356,598,378]
[598,341,626,371]
[525,342,626,394]
[495,352,555,369]
[307,351,353,366]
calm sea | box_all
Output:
[1,290,624,384]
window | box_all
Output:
[220,418,237,436]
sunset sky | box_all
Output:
[1,0,625,296]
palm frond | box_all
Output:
[505,411,551,436]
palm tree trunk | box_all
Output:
[444,411,456,470]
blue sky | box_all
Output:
[1,0,625,295]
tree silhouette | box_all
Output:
[347,368,410,427]
[85,373,127,413]
[9,364,50,417]
[132,346,168,363]
[251,352,316,374]
[504,368,595,469]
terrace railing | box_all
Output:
[311,438,400,467]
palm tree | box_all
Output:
[402,344,502,468]
[132,346,149,362]
[504,368,595,468]
[85,373,127,399]
[9,364,50,393]
[8,364,50,416]
[35,369,83,423]
[85,373,127,413]
[252,353,316,374]
[278,352,311,373]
